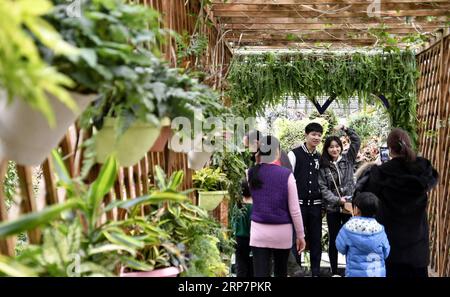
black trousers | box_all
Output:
[327,211,351,275]
[252,247,290,277]
[291,204,322,276]
[386,261,429,278]
[235,236,253,277]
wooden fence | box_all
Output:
[0,0,232,257]
[417,32,450,277]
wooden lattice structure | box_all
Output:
[417,32,450,277]
[210,0,450,51]
[137,0,233,90]
[0,0,232,257]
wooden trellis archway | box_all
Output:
[416,32,450,277]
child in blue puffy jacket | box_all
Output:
[336,192,390,277]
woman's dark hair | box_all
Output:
[320,136,343,168]
[241,178,251,198]
[352,192,379,217]
[305,122,323,134]
[387,128,416,162]
[248,136,280,189]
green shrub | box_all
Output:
[193,167,230,192]
[348,107,390,146]
[309,110,338,137]
[274,117,329,152]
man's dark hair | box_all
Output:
[305,123,323,134]
[353,192,379,217]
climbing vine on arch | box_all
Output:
[227,50,419,144]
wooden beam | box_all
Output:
[225,29,428,37]
[212,0,449,4]
[234,40,378,46]
[212,3,450,11]
[42,159,59,206]
[223,23,445,30]
[212,9,450,18]
[218,16,449,25]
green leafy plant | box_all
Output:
[0,151,137,276]
[0,0,80,126]
[213,151,247,208]
[309,110,338,137]
[107,166,189,273]
[348,107,390,145]
[193,167,231,192]
[42,0,226,137]
[275,117,329,152]
[2,162,18,209]
[113,166,230,276]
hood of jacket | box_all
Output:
[377,157,438,194]
[343,217,386,253]
[372,157,438,216]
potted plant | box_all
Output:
[193,167,230,211]
[111,166,231,277]
[0,0,94,166]
[152,167,232,277]
[109,166,191,277]
[0,151,143,276]
[41,0,227,167]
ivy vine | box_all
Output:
[228,50,419,144]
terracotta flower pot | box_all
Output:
[0,90,95,166]
[95,117,161,167]
[198,191,229,211]
[120,266,180,277]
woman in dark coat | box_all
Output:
[318,125,361,276]
[362,128,438,277]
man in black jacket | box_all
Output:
[288,123,323,277]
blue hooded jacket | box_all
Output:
[336,217,390,277]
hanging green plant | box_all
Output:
[228,50,419,144]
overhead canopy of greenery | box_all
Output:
[228,50,419,143]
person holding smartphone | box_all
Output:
[318,125,361,276]
[361,128,438,277]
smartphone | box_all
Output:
[380,147,390,163]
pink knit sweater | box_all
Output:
[250,174,305,249]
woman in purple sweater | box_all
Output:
[248,136,306,277]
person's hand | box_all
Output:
[296,237,306,254]
[339,197,346,206]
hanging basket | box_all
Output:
[198,191,229,211]
[120,266,180,277]
[0,90,95,166]
[150,118,172,152]
[95,117,161,167]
